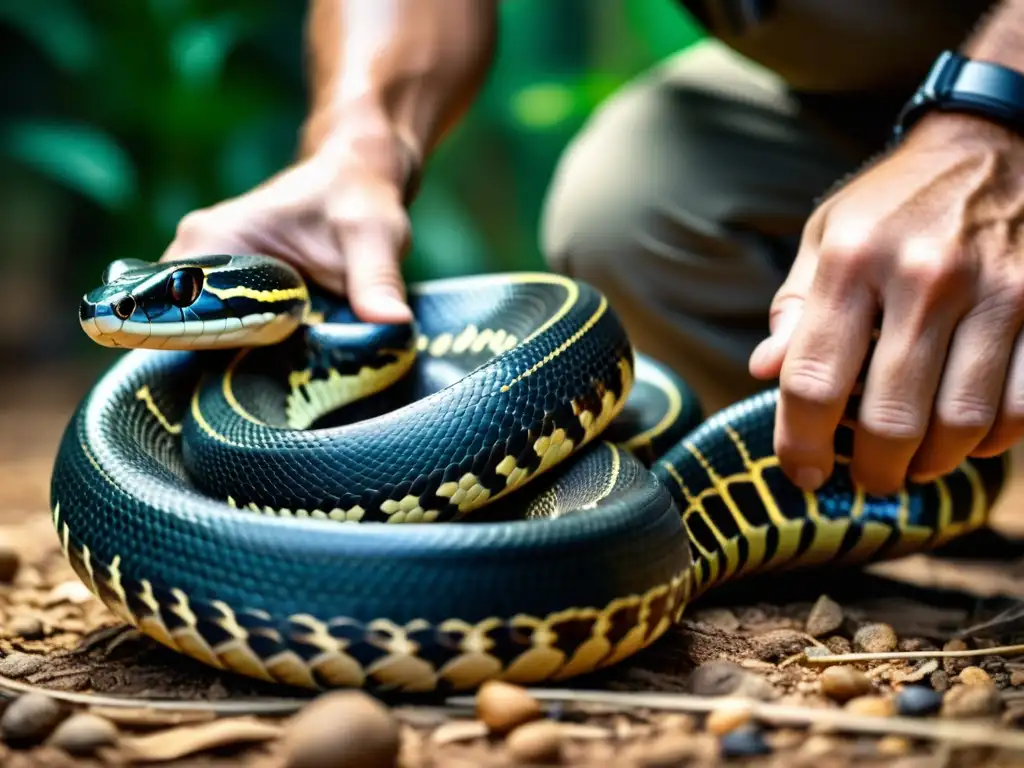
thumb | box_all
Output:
[748,247,818,380]
[341,223,413,324]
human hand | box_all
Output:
[749,112,1024,496]
[161,130,418,323]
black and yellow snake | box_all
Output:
[50,254,1008,693]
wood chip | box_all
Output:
[558,723,612,740]
[892,660,939,684]
[429,719,489,746]
[119,717,281,762]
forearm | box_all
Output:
[299,0,498,164]
[964,0,1024,71]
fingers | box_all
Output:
[161,208,244,263]
[341,224,412,323]
[960,305,1024,460]
[750,214,826,380]
[328,189,413,324]
[774,230,878,491]
[908,296,1020,479]
[850,239,971,495]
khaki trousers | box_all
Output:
[541,39,909,414]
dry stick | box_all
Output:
[801,643,1024,665]
[0,673,310,716]
[446,690,1024,751]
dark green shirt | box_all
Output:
[679,0,996,93]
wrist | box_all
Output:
[901,110,1020,152]
[300,97,423,201]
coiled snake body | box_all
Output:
[50,254,1008,693]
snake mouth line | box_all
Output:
[80,312,296,350]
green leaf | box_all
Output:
[0,122,137,210]
[170,14,252,87]
[0,0,98,74]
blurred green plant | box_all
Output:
[0,0,702,320]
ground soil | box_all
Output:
[4,366,1024,766]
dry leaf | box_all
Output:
[88,705,216,729]
[120,716,281,762]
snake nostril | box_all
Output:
[114,296,137,320]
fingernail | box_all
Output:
[365,290,412,321]
[908,472,937,485]
[794,466,825,492]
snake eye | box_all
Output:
[113,296,136,320]
[168,268,203,307]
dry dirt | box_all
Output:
[4,366,1024,766]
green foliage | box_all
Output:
[0,0,703,288]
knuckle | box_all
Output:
[859,399,925,441]
[173,210,214,247]
[936,393,997,431]
[783,358,846,408]
[992,275,1024,317]
[328,199,409,239]
[896,245,969,295]
[819,239,875,278]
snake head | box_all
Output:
[80,254,310,350]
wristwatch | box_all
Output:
[893,50,1024,141]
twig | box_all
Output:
[0,673,310,716]
[444,689,1024,751]
[800,643,1024,665]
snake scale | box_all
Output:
[50,254,1008,693]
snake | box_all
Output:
[50,253,1009,694]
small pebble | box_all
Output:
[959,666,991,686]
[806,595,844,637]
[694,608,740,632]
[820,666,873,702]
[0,653,45,679]
[635,734,699,767]
[844,695,894,717]
[877,735,912,755]
[0,693,69,746]
[930,670,951,692]
[804,646,831,659]
[853,623,898,653]
[799,734,842,758]
[942,639,970,676]
[505,720,564,765]
[825,636,852,655]
[687,660,775,700]
[1011,670,1024,687]
[898,638,936,652]
[47,713,118,756]
[704,703,752,735]
[5,616,43,640]
[941,684,1002,719]
[0,541,20,584]
[282,691,399,768]
[720,725,771,757]
[658,714,696,734]
[475,681,542,734]
[44,580,93,606]
[768,729,805,750]
[895,686,943,717]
